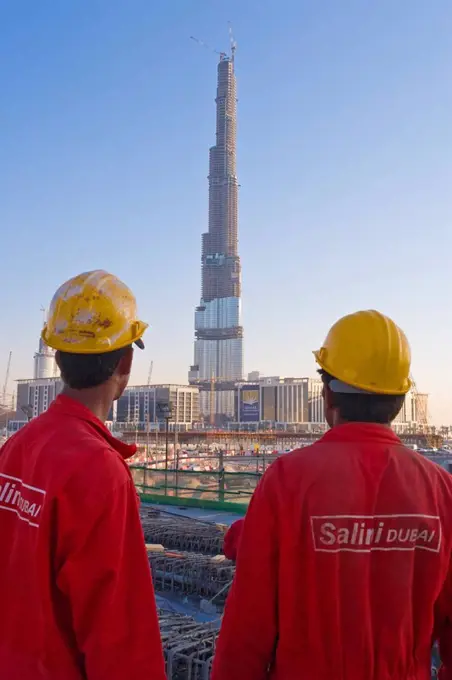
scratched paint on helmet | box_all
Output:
[42,270,148,354]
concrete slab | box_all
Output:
[146,503,244,526]
[156,593,221,625]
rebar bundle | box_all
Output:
[140,508,225,555]
[159,610,218,679]
[149,550,234,602]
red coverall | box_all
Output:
[223,518,245,561]
[0,394,166,680]
[211,423,452,680]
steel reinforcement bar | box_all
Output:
[149,549,235,602]
[159,610,218,679]
[140,508,226,555]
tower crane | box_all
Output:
[209,372,231,427]
[2,351,12,406]
[190,24,237,62]
[145,360,154,458]
[189,373,232,426]
[190,36,226,60]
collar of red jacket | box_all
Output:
[48,394,138,460]
[320,422,402,445]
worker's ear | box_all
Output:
[116,346,134,377]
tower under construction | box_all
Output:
[189,49,243,420]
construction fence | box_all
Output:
[130,452,274,512]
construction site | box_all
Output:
[0,22,446,679]
[141,506,237,679]
[123,425,444,450]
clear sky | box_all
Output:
[0,0,450,423]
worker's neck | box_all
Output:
[61,386,113,423]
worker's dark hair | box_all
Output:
[319,370,405,424]
[57,347,129,390]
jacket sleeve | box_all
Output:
[56,475,166,680]
[211,465,280,680]
[223,519,244,561]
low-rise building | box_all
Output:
[233,376,427,434]
[8,378,199,435]
[234,376,326,430]
[392,390,429,434]
[114,384,200,432]
[8,377,64,432]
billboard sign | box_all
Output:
[240,386,260,422]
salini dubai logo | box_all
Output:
[311,514,441,554]
[0,473,45,527]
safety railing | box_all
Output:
[131,466,260,507]
[130,452,273,511]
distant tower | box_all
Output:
[33,337,57,379]
[189,46,243,420]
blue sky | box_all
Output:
[0,0,450,423]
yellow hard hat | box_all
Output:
[42,270,148,354]
[314,310,411,395]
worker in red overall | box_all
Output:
[223,518,245,561]
[211,310,452,680]
[0,271,166,680]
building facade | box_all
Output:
[8,334,58,432]
[392,390,430,434]
[189,52,243,419]
[235,377,326,429]
[33,337,57,379]
[115,385,200,431]
[414,393,429,426]
[8,377,64,432]
[234,377,426,434]
[8,379,199,434]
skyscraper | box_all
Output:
[34,337,57,380]
[189,51,243,420]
